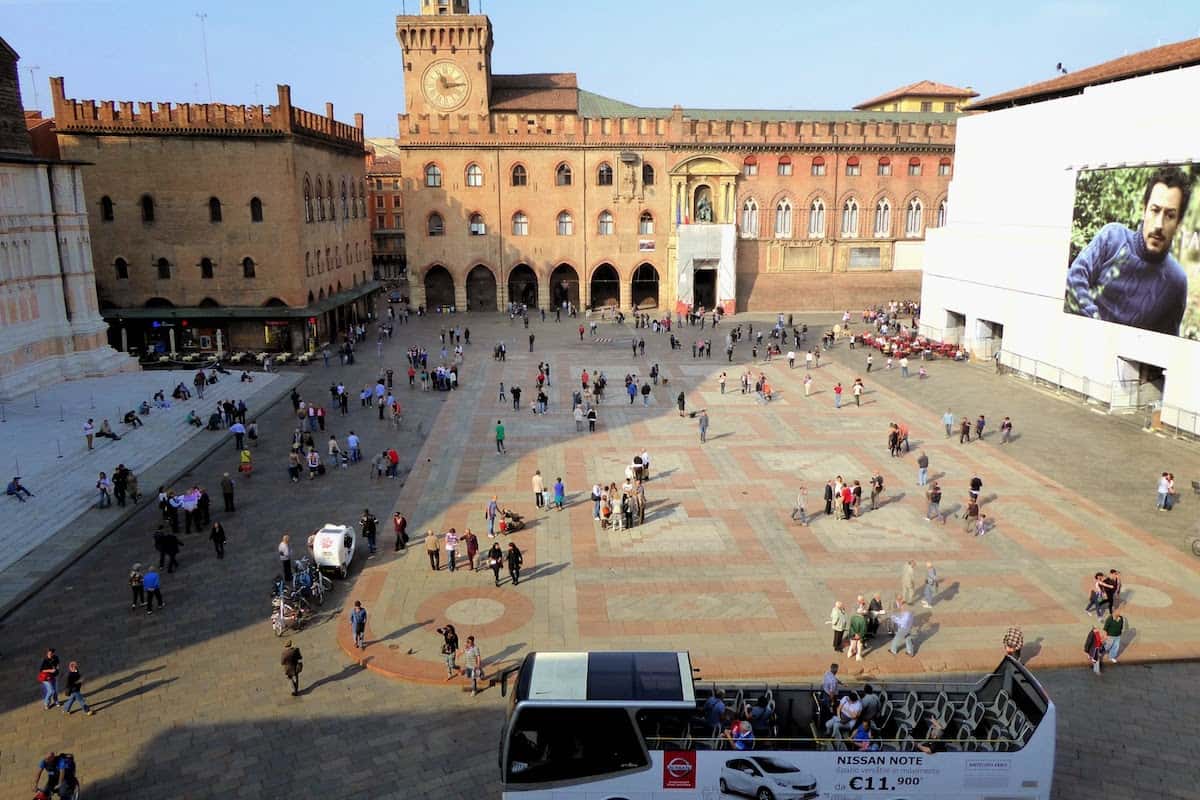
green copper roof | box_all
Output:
[577,89,960,124]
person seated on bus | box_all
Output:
[747,696,772,737]
[850,720,878,752]
[916,715,947,754]
[724,719,754,751]
[702,689,727,732]
[824,691,862,737]
[858,685,880,725]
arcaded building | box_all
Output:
[393,1,963,314]
[51,78,372,355]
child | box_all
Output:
[918,366,928,379]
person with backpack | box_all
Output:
[129,563,145,610]
[34,751,77,799]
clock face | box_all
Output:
[421,61,470,111]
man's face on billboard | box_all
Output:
[1141,182,1184,256]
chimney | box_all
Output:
[325,102,334,119]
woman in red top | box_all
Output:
[1084,626,1106,674]
[841,486,854,520]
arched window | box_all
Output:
[250,196,264,222]
[341,179,349,219]
[466,163,484,187]
[777,155,793,176]
[326,178,335,222]
[114,257,129,279]
[556,211,573,235]
[469,212,487,235]
[845,156,861,177]
[874,199,891,238]
[877,156,892,177]
[140,194,155,223]
[938,157,952,177]
[841,198,859,237]
[742,155,758,176]
[642,163,655,186]
[774,199,792,238]
[305,252,311,276]
[555,163,572,186]
[597,163,613,186]
[511,164,527,186]
[303,178,313,223]
[808,199,825,238]
[100,196,114,222]
[908,156,922,177]
[741,199,759,238]
[810,156,826,177]
[511,211,529,236]
[639,211,654,235]
[905,198,924,237]
[597,210,614,236]
[427,212,445,236]
[156,257,170,279]
[936,199,948,228]
[424,164,442,188]
[317,179,326,221]
[200,257,214,279]
[358,180,366,216]
[208,197,222,223]
[350,185,358,219]
[242,257,256,278]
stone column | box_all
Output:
[619,275,632,312]
[453,281,468,314]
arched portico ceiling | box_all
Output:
[669,154,739,178]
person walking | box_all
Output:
[350,600,368,650]
[553,477,565,511]
[1000,416,1014,444]
[925,482,945,523]
[445,528,459,572]
[425,530,440,571]
[463,529,479,571]
[1104,612,1127,663]
[959,417,971,444]
[853,381,863,407]
[462,635,484,696]
[506,541,524,586]
[833,382,843,409]
[495,420,506,454]
[38,648,60,709]
[676,391,687,417]
[829,601,849,653]
[360,509,379,558]
[278,534,292,581]
[143,565,163,613]
[160,528,182,573]
[791,485,809,525]
[209,522,226,559]
[219,473,235,512]
[128,563,145,610]
[922,562,939,608]
[532,470,545,509]
[869,471,884,511]
[916,451,929,487]
[900,560,918,605]
[698,409,709,443]
[888,601,915,657]
[60,662,94,716]
[942,409,954,438]
[281,640,303,696]
[438,624,460,679]
[487,542,504,586]
[1085,625,1106,674]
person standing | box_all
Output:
[961,495,980,533]
[83,418,95,451]
[959,417,971,444]
[438,624,460,679]
[975,414,986,440]
[38,648,60,709]
[143,566,163,613]
[486,542,504,586]
[129,563,145,610]
[791,485,808,525]
[900,356,909,378]
[676,391,687,417]
[922,562,939,608]
[495,420,506,454]
[96,472,112,508]
[1104,612,1127,663]
[209,522,226,559]
[160,528,182,573]
[485,496,500,537]
[220,473,235,512]
[553,477,565,511]
[350,601,368,650]
[1156,472,1171,510]
[833,382,843,408]
[281,640,303,696]
[900,560,918,605]
[869,471,884,511]
[1000,416,1014,444]
[853,381,863,407]
[1085,625,1106,674]
[824,480,834,516]
[425,530,440,571]
[278,534,292,581]
[829,601,849,653]
[916,451,929,487]
[587,406,597,433]
[925,483,944,523]
[462,635,484,696]
[360,509,379,558]
[506,541,524,586]
[463,529,479,571]
[942,409,954,438]
[1106,569,1122,611]
[698,409,709,443]
[392,512,408,552]
[847,608,867,662]
[60,662,93,716]
[888,602,915,657]
[532,470,545,509]
[445,528,460,572]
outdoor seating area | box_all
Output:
[858,331,966,361]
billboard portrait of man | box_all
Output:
[1065,165,1194,336]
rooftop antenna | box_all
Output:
[195,12,213,102]
[25,65,41,110]
[1055,62,1068,75]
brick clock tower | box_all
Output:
[396,0,493,117]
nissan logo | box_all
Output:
[666,757,693,779]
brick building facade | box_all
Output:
[392,2,960,314]
[366,138,406,283]
[51,78,373,355]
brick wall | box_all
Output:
[0,44,32,156]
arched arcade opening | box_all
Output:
[424,265,455,310]
[589,263,620,310]
[550,263,580,310]
[507,264,538,309]
[631,263,660,309]
[466,265,497,311]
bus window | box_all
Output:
[506,706,648,784]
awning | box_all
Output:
[102,280,383,321]
[846,156,860,166]
[909,156,922,166]
[812,156,825,166]
[878,156,891,166]
[742,155,757,165]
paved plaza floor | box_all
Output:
[0,309,1197,799]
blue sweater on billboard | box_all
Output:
[1066,222,1188,335]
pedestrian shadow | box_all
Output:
[980,493,999,507]
[642,500,680,523]
[526,561,570,581]
[92,677,178,711]
[370,617,435,646]
[935,581,960,604]
[1122,627,1138,650]
[1021,637,1044,664]
[88,664,166,697]
[882,492,906,507]
[944,502,962,518]
[929,471,946,482]
[1004,432,1023,443]
[708,432,734,441]
[485,641,527,672]
[908,440,924,450]
[648,468,676,481]
[913,622,939,655]
[301,662,366,695]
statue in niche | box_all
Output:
[694,185,714,223]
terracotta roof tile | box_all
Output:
[853,80,978,110]
[490,72,579,112]
[970,37,1200,110]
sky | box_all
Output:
[5,0,1199,138]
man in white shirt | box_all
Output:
[640,450,650,481]
[825,690,863,736]
[278,534,292,581]
[445,528,460,572]
[83,419,95,451]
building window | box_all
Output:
[555,163,573,186]
[140,194,155,223]
[556,211,573,236]
[841,198,859,238]
[808,199,825,238]
[811,156,826,177]
[743,155,758,176]
[303,179,313,223]
[359,181,366,216]
[597,163,613,186]
[326,178,335,222]
[376,214,385,228]
[639,211,654,235]
[774,199,792,238]
[597,210,614,236]
[938,158,952,177]
[156,257,170,279]
[317,179,326,221]
[936,200,947,228]
[905,198,924,237]
[511,211,528,236]
[874,199,891,238]
[943,102,955,112]
[425,164,442,188]
[242,257,256,278]
[341,180,349,219]
[427,212,444,236]
[374,179,383,191]
[469,212,487,235]
[200,257,214,279]
[391,214,401,229]
[642,163,655,186]
[877,157,892,177]
[777,156,792,176]
[741,199,758,238]
[845,157,861,177]
[114,257,128,279]
[391,179,400,190]
[100,196,114,222]
[908,157,922,177]
[392,195,401,209]
[351,186,359,219]
[466,163,484,187]
[250,196,263,222]
[511,164,527,186]
[920,101,933,112]
[376,196,385,210]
